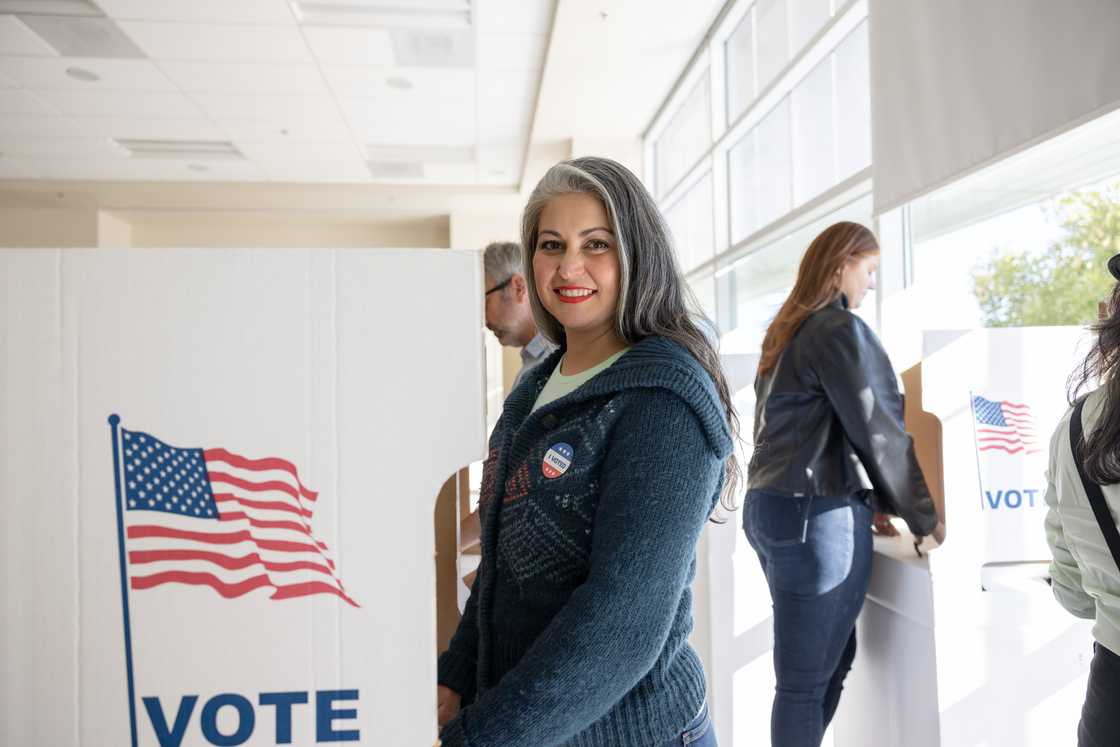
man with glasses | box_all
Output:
[483,241,557,389]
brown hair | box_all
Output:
[758,221,879,377]
[1068,277,1120,484]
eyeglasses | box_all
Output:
[485,277,512,296]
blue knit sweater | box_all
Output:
[438,335,732,746]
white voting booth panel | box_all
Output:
[1,250,486,747]
[836,327,1095,747]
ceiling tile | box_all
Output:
[302,27,395,66]
[343,92,476,147]
[158,61,327,95]
[35,157,265,182]
[421,161,479,185]
[0,157,42,179]
[477,143,522,183]
[0,114,225,140]
[260,159,371,184]
[0,134,125,159]
[475,0,554,35]
[321,65,472,98]
[192,92,337,121]
[217,116,352,143]
[0,15,60,56]
[118,21,313,63]
[96,0,296,25]
[0,90,56,115]
[476,33,547,71]
[35,90,203,118]
[235,139,361,163]
[0,57,177,91]
[0,71,16,89]
[477,70,536,145]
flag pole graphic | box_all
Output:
[968,392,986,511]
[109,414,139,747]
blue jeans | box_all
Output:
[660,702,716,746]
[1079,642,1120,746]
[744,489,873,747]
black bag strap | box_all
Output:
[1070,398,1120,572]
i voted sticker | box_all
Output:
[542,442,574,479]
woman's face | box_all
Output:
[838,252,879,309]
[532,192,621,338]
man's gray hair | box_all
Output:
[482,241,524,283]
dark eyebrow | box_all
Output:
[538,226,614,240]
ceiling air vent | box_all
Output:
[18,15,145,59]
[290,1,471,29]
[0,0,102,16]
[115,139,245,160]
[391,27,473,68]
[367,161,424,179]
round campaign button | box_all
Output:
[542,442,574,479]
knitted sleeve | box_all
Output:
[437,573,481,701]
[439,389,721,747]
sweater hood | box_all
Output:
[509,335,734,459]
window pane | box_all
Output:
[791,55,836,204]
[756,97,793,228]
[655,72,711,198]
[718,193,873,355]
[835,19,871,180]
[755,0,789,93]
[725,10,755,123]
[728,129,759,243]
[788,0,831,53]
[689,273,717,325]
[666,173,714,273]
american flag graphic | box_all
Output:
[117,426,358,607]
[971,395,1042,455]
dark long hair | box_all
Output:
[758,222,879,377]
[520,156,742,508]
[1068,278,1120,484]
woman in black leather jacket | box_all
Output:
[744,221,944,747]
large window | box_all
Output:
[666,172,716,273]
[654,71,712,199]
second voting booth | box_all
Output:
[837,327,1096,747]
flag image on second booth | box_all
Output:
[109,416,358,608]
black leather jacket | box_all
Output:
[747,296,938,536]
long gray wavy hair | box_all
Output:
[520,156,742,509]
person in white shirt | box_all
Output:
[1045,251,1120,747]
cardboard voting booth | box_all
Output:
[2,249,487,747]
[836,327,1096,747]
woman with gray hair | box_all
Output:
[436,156,739,746]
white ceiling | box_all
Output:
[0,0,551,186]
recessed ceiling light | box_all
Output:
[386,76,413,90]
[188,163,209,172]
[65,66,100,82]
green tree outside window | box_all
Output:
[972,184,1120,327]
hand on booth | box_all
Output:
[437,685,461,728]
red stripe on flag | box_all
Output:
[131,571,273,597]
[206,470,306,504]
[271,581,360,608]
[204,448,318,502]
[127,549,336,578]
[213,493,313,519]
[220,511,312,536]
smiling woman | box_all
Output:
[434,157,741,747]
